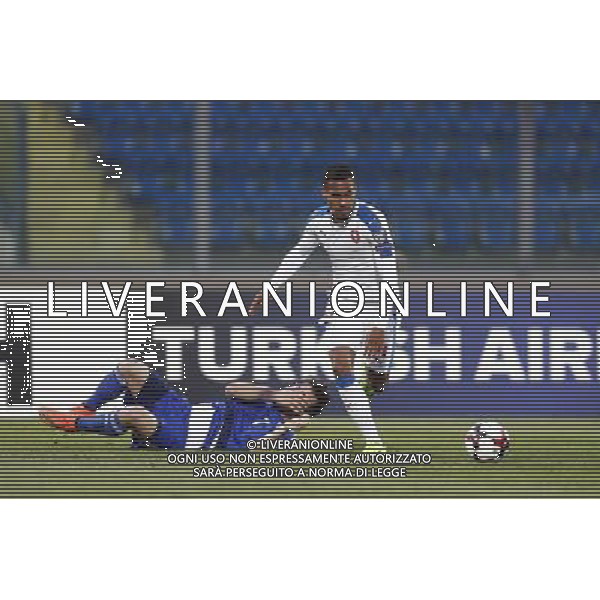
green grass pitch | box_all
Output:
[0,417,598,497]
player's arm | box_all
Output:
[260,414,312,441]
[224,381,273,401]
[83,360,152,409]
[79,368,127,411]
[249,213,320,315]
[259,382,327,440]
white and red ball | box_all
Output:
[465,422,510,461]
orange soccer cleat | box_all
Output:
[39,404,95,432]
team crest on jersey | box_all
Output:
[350,230,361,244]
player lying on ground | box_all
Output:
[39,359,329,451]
[250,165,401,451]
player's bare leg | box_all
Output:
[117,406,158,439]
[330,345,385,451]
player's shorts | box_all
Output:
[131,388,192,450]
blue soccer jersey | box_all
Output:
[202,401,292,451]
[83,369,292,450]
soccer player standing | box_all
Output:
[250,166,402,451]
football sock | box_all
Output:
[83,370,126,411]
[336,375,383,444]
[77,412,126,436]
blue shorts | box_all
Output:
[131,389,192,450]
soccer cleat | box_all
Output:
[366,368,388,394]
[39,404,95,433]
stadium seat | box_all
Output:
[564,204,600,252]
[535,207,564,253]
[393,210,432,253]
[478,204,518,251]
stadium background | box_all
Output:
[0,100,599,497]
[2,100,600,269]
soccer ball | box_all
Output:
[465,422,510,461]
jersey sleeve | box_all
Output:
[373,210,402,323]
[82,370,126,411]
[269,211,320,288]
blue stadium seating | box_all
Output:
[534,102,600,253]
[210,101,522,254]
[67,101,600,258]
[481,186,517,246]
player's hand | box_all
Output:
[248,292,263,316]
[365,327,386,359]
[271,385,315,416]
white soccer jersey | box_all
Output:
[270,201,401,325]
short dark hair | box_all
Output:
[323,165,355,184]
[308,381,329,416]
